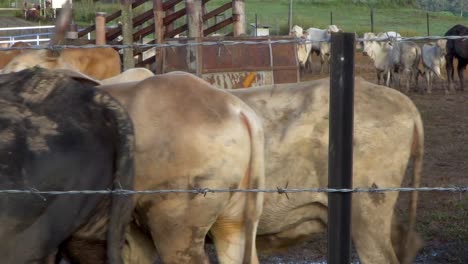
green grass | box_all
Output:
[1,0,466,37]
[203,0,467,36]
[418,194,468,241]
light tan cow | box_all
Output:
[99,71,265,264]
[0,42,31,69]
[123,77,424,264]
[101,68,154,85]
[1,47,121,80]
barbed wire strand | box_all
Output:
[0,35,467,51]
[0,186,466,196]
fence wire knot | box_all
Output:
[197,188,210,197]
[29,187,47,201]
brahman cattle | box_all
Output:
[387,38,421,93]
[0,42,31,69]
[101,67,154,85]
[123,77,425,264]
[233,78,424,264]
[1,46,122,80]
[362,32,394,85]
[444,24,468,92]
[0,68,135,263]
[99,71,265,264]
[290,25,341,75]
[422,40,447,93]
[290,25,312,76]
[304,25,342,74]
[363,31,421,92]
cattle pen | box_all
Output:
[0,1,467,263]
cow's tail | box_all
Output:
[406,108,424,257]
[93,91,136,264]
[239,108,265,264]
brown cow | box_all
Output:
[98,71,265,264]
[0,42,31,69]
[1,46,121,80]
[123,77,425,264]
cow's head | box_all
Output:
[362,32,392,59]
[435,39,448,55]
[290,25,304,38]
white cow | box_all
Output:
[290,25,312,76]
[304,25,342,73]
[362,32,394,85]
[362,31,421,93]
[122,77,425,264]
[387,38,422,93]
[100,68,154,85]
[421,40,447,93]
[290,25,342,75]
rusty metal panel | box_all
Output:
[163,39,191,73]
[202,71,274,89]
[163,36,299,84]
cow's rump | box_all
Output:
[0,68,135,263]
[231,77,424,264]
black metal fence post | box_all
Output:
[330,11,333,25]
[370,7,374,32]
[426,13,430,36]
[327,32,355,264]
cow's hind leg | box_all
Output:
[140,194,222,264]
[352,192,400,264]
[457,59,467,91]
[210,191,260,264]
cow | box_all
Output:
[1,46,122,80]
[304,25,342,74]
[290,25,341,75]
[290,25,312,76]
[421,40,447,94]
[362,32,394,85]
[101,67,154,85]
[0,42,32,70]
[122,77,425,264]
[97,71,265,264]
[0,68,135,263]
[444,24,468,92]
[362,32,421,93]
[387,38,421,93]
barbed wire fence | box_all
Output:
[0,33,467,197]
[0,35,467,52]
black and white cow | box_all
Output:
[0,68,135,264]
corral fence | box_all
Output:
[1,32,467,263]
[0,25,54,45]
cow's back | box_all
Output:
[444,24,468,59]
[231,77,422,234]
[62,47,122,79]
[0,68,133,263]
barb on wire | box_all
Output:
[0,186,466,196]
[0,35,467,51]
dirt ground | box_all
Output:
[254,53,468,263]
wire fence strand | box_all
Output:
[0,35,467,51]
[0,186,466,196]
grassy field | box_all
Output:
[205,0,468,36]
[1,0,466,36]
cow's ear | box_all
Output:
[55,69,102,86]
